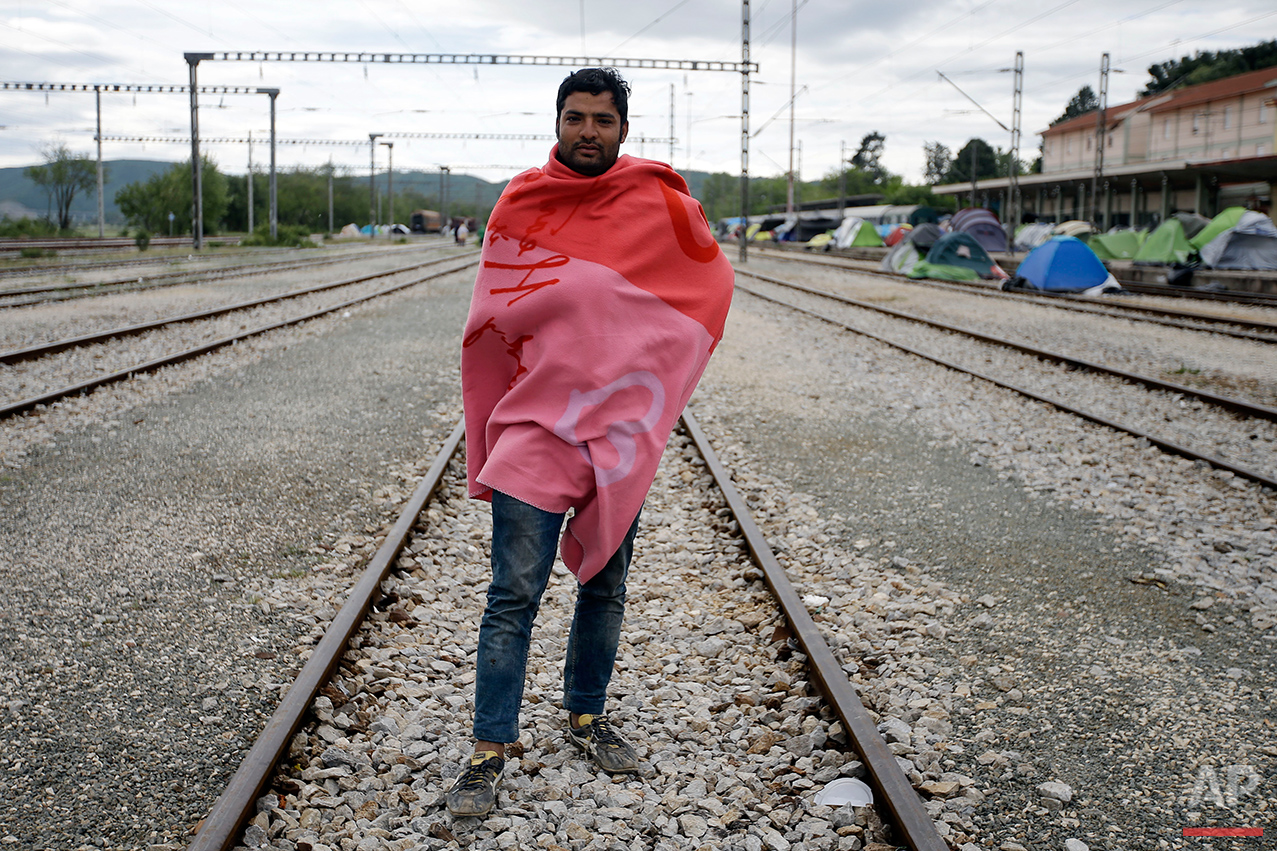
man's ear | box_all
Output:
[620,122,629,144]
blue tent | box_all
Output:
[1004,236,1122,295]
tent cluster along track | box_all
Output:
[752,246,1277,343]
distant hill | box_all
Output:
[0,159,174,224]
[0,158,720,225]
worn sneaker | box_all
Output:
[445,750,505,816]
[568,715,639,774]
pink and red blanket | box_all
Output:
[462,147,734,582]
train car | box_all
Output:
[411,209,443,233]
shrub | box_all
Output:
[240,223,315,248]
[135,230,151,251]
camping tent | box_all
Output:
[948,207,1008,253]
[830,216,885,249]
[1199,211,1277,270]
[884,224,912,246]
[1088,229,1146,260]
[1003,236,1122,295]
[880,241,923,275]
[909,232,1007,281]
[1190,207,1249,250]
[1014,222,1056,252]
[1173,212,1210,241]
[909,206,941,226]
[1132,219,1193,265]
[1054,220,1095,238]
[339,223,362,237]
[907,223,944,252]
[880,224,944,275]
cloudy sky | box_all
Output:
[2,0,1274,185]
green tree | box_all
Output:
[850,131,887,184]
[1052,86,1098,125]
[24,143,99,231]
[1141,39,1277,95]
[922,141,951,185]
[115,157,228,236]
[943,139,1000,183]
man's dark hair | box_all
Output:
[556,68,631,124]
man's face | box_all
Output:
[555,90,628,176]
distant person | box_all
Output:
[448,67,734,817]
[456,221,469,245]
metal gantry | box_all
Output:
[2,81,276,239]
[184,47,756,250]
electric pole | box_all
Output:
[368,132,382,234]
[1009,51,1023,248]
[740,0,751,263]
[786,0,796,214]
[1092,52,1110,225]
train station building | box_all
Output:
[932,66,1277,228]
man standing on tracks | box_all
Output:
[450,67,734,816]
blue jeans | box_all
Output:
[472,491,639,744]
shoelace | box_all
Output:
[585,718,623,747]
[455,757,501,791]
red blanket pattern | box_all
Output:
[462,148,734,582]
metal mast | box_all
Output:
[94,88,103,237]
[1009,51,1023,247]
[368,133,382,233]
[1091,52,1110,225]
[740,0,751,263]
[247,130,254,234]
[786,0,796,213]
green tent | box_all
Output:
[1088,230,1146,260]
[1133,219,1193,265]
[907,259,980,282]
[1190,207,1248,250]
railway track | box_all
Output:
[0,244,443,308]
[0,234,240,257]
[733,262,1277,491]
[186,413,949,851]
[0,251,479,419]
[752,246,1277,343]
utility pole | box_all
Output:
[669,84,676,166]
[268,89,278,240]
[368,132,382,234]
[740,0,751,263]
[246,130,254,234]
[1009,51,1023,248]
[838,140,846,217]
[327,158,334,236]
[94,87,103,237]
[786,0,797,214]
[186,54,211,249]
[381,141,394,237]
[970,143,977,207]
[439,166,451,234]
[1092,52,1110,225]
